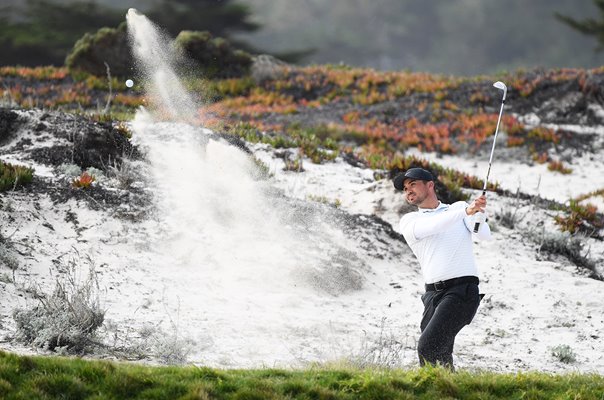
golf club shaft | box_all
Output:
[474,96,506,233]
[481,100,505,191]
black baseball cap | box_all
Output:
[393,168,434,190]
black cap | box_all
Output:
[393,168,434,190]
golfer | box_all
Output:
[393,167,492,369]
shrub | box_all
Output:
[113,122,132,140]
[13,253,105,353]
[349,318,408,369]
[283,153,304,172]
[494,190,527,230]
[58,163,82,178]
[532,151,549,164]
[251,54,289,84]
[152,332,194,365]
[174,30,252,79]
[297,130,339,164]
[574,188,604,203]
[307,195,341,208]
[0,245,18,272]
[0,203,20,274]
[85,167,105,182]
[65,22,132,77]
[207,76,256,100]
[250,156,272,180]
[438,169,469,203]
[0,160,34,191]
[0,66,69,80]
[527,126,560,144]
[554,200,603,236]
[547,160,573,174]
[104,313,194,364]
[105,158,142,190]
[538,231,599,278]
[71,172,95,188]
[551,345,577,364]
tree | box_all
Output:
[147,0,259,38]
[556,0,604,51]
[0,0,122,66]
[0,0,260,67]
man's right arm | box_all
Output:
[399,213,417,243]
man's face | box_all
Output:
[403,179,430,206]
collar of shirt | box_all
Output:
[418,201,448,213]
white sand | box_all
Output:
[1,113,603,374]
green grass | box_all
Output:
[0,160,34,191]
[0,351,602,399]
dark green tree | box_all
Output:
[147,0,259,39]
[0,0,260,67]
[556,0,604,51]
[0,0,122,66]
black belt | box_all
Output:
[425,276,479,292]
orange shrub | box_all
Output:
[507,136,525,147]
[72,172,95,188]
[532,152,549,164]
[548,160,573,174]
[114,93,145,107]
[554,200,603,234]
[527,127,560,144]
[470,91,489,103]
[0,66,68,80]
[450,113,497,149]
[342,111,361,124]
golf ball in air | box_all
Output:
[125,79,134,88]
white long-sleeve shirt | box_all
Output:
[399,201,492,284]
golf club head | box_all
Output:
[493,81,507,101]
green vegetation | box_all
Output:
[0,351,603,399]
[65,22,131,77]
[174,31,252,79]
[222,122,339,164]
[0,0,259,67]
[1,64,602,236]
[548,160,573,174]
[538,231,599,278]
[554,200,604,236]
[65,24,252,78]
[551,345,578,364]
[0,66,138,117]
[144,0,259,49]
[0,160,34,191]
[0,0,122,66]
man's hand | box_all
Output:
[465,195,487,215]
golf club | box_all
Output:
[473,81,507,233]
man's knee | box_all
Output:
[417,334,436,364]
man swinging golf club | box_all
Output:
[394,168,491,369]
[393,81,506,369]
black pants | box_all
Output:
[418,282,481,369]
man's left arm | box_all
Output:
[463,214,492,240]
[461,195,493,241]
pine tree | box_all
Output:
[555,0,604,51]
[145,0,260,53]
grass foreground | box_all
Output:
[0,351,603,399]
